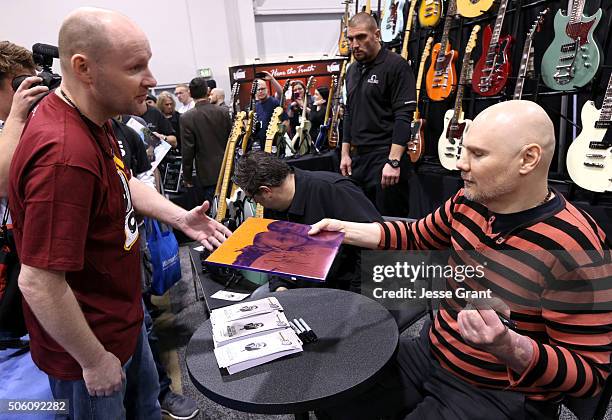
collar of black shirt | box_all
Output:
[287,167,306,217]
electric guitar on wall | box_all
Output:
[291,76,315,156]
[513,9,548,100]
[399,0,419,62]
[274,79,292,157]
[437,25,480,171]
[456,0,494,18]
[407,36,433,163]
[566,72,612,192]
[229,82,240,116]
[215,111,246,224]
[419,0,444,28]
[329,60,348,149]
[471,0,512,97]
[381,0,406,44]
[315,75,338,152]
[338,0,352,56]
[426,0,458,101]
[541,0,602,91]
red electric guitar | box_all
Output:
[471,0,513,96]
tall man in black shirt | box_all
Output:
[342,13,416,216]
[234,151,382,294]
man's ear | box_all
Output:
[259,186,272,196]
[71,54,93,84]
[518,143,542,175]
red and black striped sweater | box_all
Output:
[377,189,612,400]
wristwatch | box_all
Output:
[386,159,400,168]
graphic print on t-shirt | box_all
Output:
[113,155,139,250]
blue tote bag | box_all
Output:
[145,218,181,295]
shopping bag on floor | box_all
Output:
[145,218,181,295]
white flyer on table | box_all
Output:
[214,328,302,374]
[210,297,283,324]
[212,311,290,347]
[210,290,250,302]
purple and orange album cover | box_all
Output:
[205,218,344,282]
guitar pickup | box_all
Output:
[594,121,611,129]
[589,141,609,150]
[586,154,605,158]
[446,147,455,151]
[583,162,605,168]
[444,153,456,158]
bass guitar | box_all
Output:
[419,0,444,28]
[408,36,433,163]
[437,25,480,171]
[541,0,602,91]
[425,0,458,102]
[566,72,612,192]
[471,0,512,96]
[381,0,406,44]
[291,76,315,156]
[513,9,548,100]
[457,0,494,18]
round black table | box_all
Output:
[186,288,399,417]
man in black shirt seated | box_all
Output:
[233,151,382,294]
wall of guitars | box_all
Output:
[374,0,611,193]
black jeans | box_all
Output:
[350,148,411,217]
[317,321,559,420]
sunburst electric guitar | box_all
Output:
[566,72,612,192]
[437,25,480,171]
[419,0,444,28]
[408,36,433,163]
[426,0,458,102]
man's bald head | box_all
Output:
[348,12,378,32]
[470,100,555,172]
[58,7,145,72]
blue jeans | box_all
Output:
[48,324,161,420]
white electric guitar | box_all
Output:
[566,72,612,192]
[437,26,480,171]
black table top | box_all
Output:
[188,245,258,312]
[186,288,398,415]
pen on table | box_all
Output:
[298,318,311,332]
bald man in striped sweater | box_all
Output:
[311,100,612,419]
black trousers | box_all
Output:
[350,148,411,217]
[317,321,559,420]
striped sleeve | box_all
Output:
[509,253,612,397]
[377,192,457,250]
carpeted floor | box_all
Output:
[153,246,610,420]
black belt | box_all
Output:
[350,144,390,156]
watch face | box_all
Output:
[388,159,400,168]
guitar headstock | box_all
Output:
[230,111,246,141]
[465,25,480,54]
[331,75,338,93]
[305,76,315,96]
[230,82,240,113]
[527,8,548,40]
[266,107,284,142]
[248,81,258,111]
[280,79,291,108]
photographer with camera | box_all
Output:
[0,41,50,348]
[8,7,231,419]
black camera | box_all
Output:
[11,43,62,92]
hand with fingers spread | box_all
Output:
[9,76,49,123]
[81,350,125,397]
[178,201,232,250]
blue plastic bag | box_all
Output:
[145,218,181,295]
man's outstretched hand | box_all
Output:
[178,201,232,250]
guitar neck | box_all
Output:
[570,0,586,25]
[487,0,509,54]
[400,2,417,60]
[438,0,456,61]
[452,51,472,123]
[513,37,533,100]
[597,72,612,123]
[415,46,430,109]
[323,84,335,122]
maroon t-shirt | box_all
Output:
[9,92,142,380]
